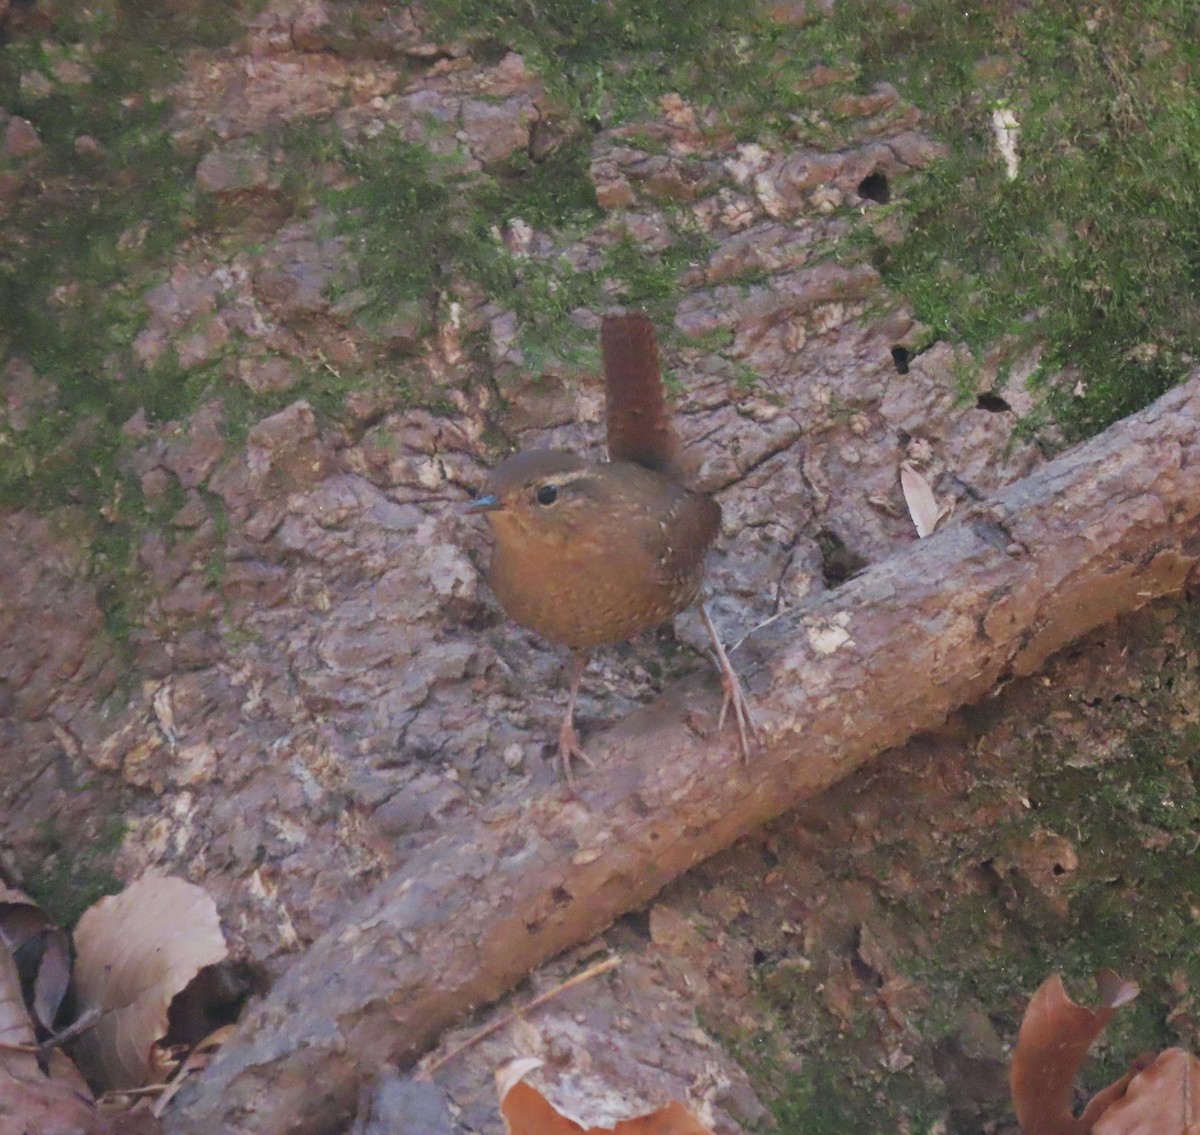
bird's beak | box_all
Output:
[465,493,503,514]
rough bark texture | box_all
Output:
[167,375,1200,1135]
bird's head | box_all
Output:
[466,450,599,544]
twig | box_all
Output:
[731,609,783,653]
[39,1006,105,1054]
[98,1083,169,1104]
[421,955,621,1075]
[0,1006,106,1057]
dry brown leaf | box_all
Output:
[0,945,111,1134]
[497,1059,714,1135]
[501,1080,584,1135]
[0,884,71,1032]
[1093,1048,1200,1135]
[70,875,228,1092]
[899,462,950,538]
[1011,970,1140,1135]
[0,939,34,1048]
[0,1051,113,1135]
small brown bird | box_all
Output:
[468,313,754,782]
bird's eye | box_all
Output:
[535,484,558,506]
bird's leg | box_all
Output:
[699,603,757,761]
[558,650,594,788]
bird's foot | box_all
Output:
[699,603,758,762]
[715,654,757,762]
[558,719,594,790]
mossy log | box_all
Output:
[168,374,1200,1135]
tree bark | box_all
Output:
[167,375,1200,1135]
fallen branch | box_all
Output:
[167,375,1200,1135]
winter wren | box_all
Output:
[468,313,754,781]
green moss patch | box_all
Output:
[25,813,126,930]
[844,1,1200,438]
[0,2,255,510]
[317,125,709,371]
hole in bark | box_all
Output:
[550,885,572,907]
[1052,862,1066,876]
[850,953,884,987]
[460,602,503,632]
[976,390,1011,412]
[527,118,558,162]
[816,529,869,587]
[972,858,1007,900]
[850,928,884,988]
[472,38,512,65]
[891,346,911,374]
[165,961,266,1048]
[617,909,652,940]
[857,170,890,203]
[752,948,769,966]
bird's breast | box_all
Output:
[487,489,716,649]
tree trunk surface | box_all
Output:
[168,375,1200,1135]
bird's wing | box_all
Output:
[646,486,721,590]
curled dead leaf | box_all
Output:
[0,939,34,1048]
[900,462,951,538]
[496,1058,714,1135]
[0,1047,115,1135]
[1011,970,1140,1135]
[0,944,114,1134]
[70,875,229,1092]
[1093,1048,1200,1134]
[497,1057,546,1103]
[0,883,71,1031]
